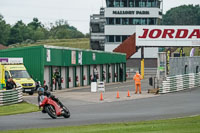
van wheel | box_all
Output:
[29,92,34,95]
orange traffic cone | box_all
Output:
[100,92,103,101]
[116,91,120,99]
[127,90,131,97]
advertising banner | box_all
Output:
[136,26,200,47]
[0,58,23,63]
[71,51,76,64]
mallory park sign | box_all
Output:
[136,26,200,47]
[113,10,150,15]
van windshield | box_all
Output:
[10,70,31,78]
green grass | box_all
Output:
[0,102,38,116]
[8,38,90,49]
[1,115,200,133]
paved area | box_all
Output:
[25,91,158,106]
[1,87,200,131]
[24,79,157,106]
[3,79,199,131]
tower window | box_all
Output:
[109,36,114,42]
[115,0,120,7]
[116,18,121,25]
[109,18,114,25]
[108,0,114,7]
[116,36,121,42]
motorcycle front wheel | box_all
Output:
[62,106,70,118]
[45,105,57,119]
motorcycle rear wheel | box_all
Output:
[62,106,70,118]
[45,105,57,119]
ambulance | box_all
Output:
[0,58,36,95]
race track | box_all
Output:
[0,87,200,131]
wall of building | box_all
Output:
[0,45,126,90]
[0,45,44,83]
[169,57,200,76]
[105,8,162,18]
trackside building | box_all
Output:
[90,0,163,59]
[0,45,126,90]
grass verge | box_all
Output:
[9,38,90,49]
[1,115,200,133]
[0,102,38,116]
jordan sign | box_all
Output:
[136,26,200,47]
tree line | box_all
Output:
[1,4,200,46]
[162,5,200,25]
[0,16,87,46]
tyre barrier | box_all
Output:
[0,87,23,106]
[159,73,200,94]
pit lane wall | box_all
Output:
[0,87,23,106]
[159,73,200,94]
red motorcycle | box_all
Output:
[39,94,70,119]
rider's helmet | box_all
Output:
[37,87,44,95]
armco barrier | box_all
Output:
[0,88,23,106]
[159,73,200,94]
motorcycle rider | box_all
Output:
[37,87,45,108]
[37,87,60,109]
[37,86,70,119]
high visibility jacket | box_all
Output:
[133,74,142,84]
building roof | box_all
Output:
[0,44,8,50]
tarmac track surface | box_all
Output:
[0,87,200,131]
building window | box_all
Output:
[116,18,121,24]
[107,0,114,7]
[133,18,141,25]
[140,0,146,7]
[106,18,158,25]
[108,18,114,25]
[147,0,152,7]
[106,35,130,42]
[129,18,133,25]
[149,18,156,25]
[157,0,161,8]
[109,36,115,42]
[121,0,127,7]
[115,0,120,7]
[135,0,140,7]
[106,0,161,8]
[141,18,147,25]
[122,35,128,42]
[116,36,121,42]
[129,0,135,7]
[122,18,129,25]
[152,0,156,7]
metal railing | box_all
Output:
[0,88,23,106]
[160,73,200,94]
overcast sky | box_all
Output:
[0,0,199,34]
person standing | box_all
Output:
[119,67,123,82]
[53,69,61,90]
[6,77,17,90]
[93,65,98,82]
[133,71,142,94]
[102,69,106,81]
